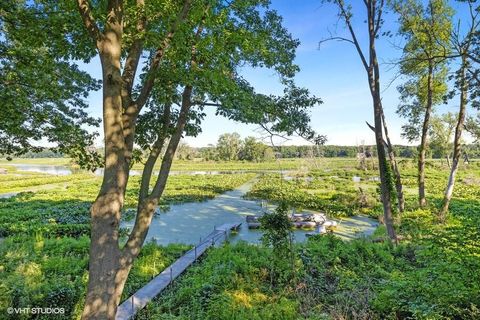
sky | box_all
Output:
[81,0,475,148]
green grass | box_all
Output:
[0,173,256,237]
[246,160,480,218]
[0,158,72,166]
[0,235,189,320]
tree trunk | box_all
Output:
[75,1,195,318]
[365,0,397,242]
[82,75,130,318]
[82,197,131,320]
[439,56,467,220]
[82,22,132,318]
[418,62,434,207]
[381,111,405,214]
[446,154,451,168]
[366,118,404,214]
[374,100,397,242]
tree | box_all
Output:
[439,1,480,220]
[175,141,196,160]
[465,113,480,143]
[393,0,452,207]
[430,112,456,165]
[323,0,397,242]
[0,2,102,168]
[217,132,242,161]
[263,147,276,161]
[199,144,217,161]
[2,1,322,318]
[240,136,270,162]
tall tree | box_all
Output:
[439,0,479,219]
[393,0,452,207]
[430,112,457,166]
[323,0,397,242]
[217,132,242,161]
[2,1,323,319]
[465,113,480,143]
[239,136,273,162]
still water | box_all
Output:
[7,164,379,245]
[8,164,280,177]
[121,181,379,245]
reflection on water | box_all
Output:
[7,164,379,245]
[12,164,73,175]
[9,164,287,177]
[353,176,380,182]
[121,181,379,245]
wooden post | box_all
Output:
[194,245,197,260]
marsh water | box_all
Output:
[121,181,379,245]
[4,164,379,244]
[7,164,284,177]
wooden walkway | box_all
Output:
[115,222,241,320]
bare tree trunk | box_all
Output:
[439,57,468,220]
[418,63,434,207]
[374,101,397,241]
[332,0,397,241]
[446,154,451,168]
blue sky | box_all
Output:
[82,0,474,147]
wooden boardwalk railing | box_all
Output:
[115,222,241,320]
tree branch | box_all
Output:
[134,0,193,109]
[337,0,370,72]
[122,86,193,259]
[366,121,388,148]
[121,0,147,107]
[138,104,171,202]
[76,0,103,46]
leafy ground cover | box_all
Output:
[0,172,255,319]
[136,209,480,320]
[0,234,189,320]
[135,160,480,320]
[0,159,479,319]
[246,160,480,218]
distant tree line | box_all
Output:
[11,149,63,158]
[194,133,275,162]
[7,138,480,161]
